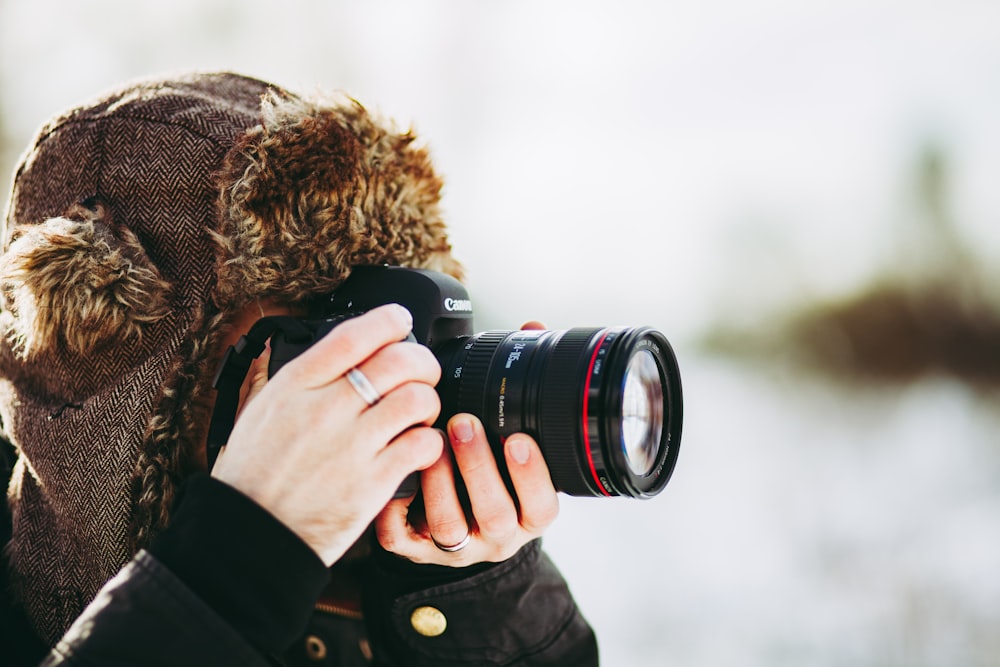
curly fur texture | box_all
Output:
[213,92,463,312]
[0,202,172,357]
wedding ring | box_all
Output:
[345,367,381,406]
[432,533,471,553]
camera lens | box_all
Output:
[621,349,663,477]
[434,326,682,499]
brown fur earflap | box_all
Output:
[0,201,172,357]
[213,92,463,311]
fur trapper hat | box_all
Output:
[0,71,462,643]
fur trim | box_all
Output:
[0,202,172,357]
[213,92,463,311]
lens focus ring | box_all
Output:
[453,331,507,426]
[538,328,609,496]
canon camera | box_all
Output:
[208,265,683,499]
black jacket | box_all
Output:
[2,472,598,666]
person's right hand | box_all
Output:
[210,303,445,566]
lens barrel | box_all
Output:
[435,326,682,498]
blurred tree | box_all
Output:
[703,144,1000,388]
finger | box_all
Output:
[420,439,470,549]
[352,341,441,399]
[374,498,424,559]
[237,340,272,418]
[448,415,518,543]
[504,434,560,534]
[520,320,546,331]
[360,382,441,444]
[282,304,414,388]
[374,498,471,566]
[376,425,445,491]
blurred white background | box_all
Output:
[3,1,999,665]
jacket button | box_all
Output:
[305,635,328,661]
[410,605,447,637]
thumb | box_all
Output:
[374,495,423,551]
[237,340,272,418]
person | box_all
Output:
[0,71,598,666]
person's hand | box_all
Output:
[211,304,445,566]
[373,414,560,566]
[373,318,559,566]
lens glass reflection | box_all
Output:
[620,349,663,476]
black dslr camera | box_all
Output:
[209,265,683,499]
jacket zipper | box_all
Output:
[314,601,364,620]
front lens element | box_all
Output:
[621,349,663,476]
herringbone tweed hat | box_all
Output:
[0,71,462,644]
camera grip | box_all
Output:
[392,471,420,499]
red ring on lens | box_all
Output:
[581,330,612,496]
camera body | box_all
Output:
[267,265,474,377]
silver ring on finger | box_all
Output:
[345,367,381,406]
[432,533,471,553]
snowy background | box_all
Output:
[2,2,999,665]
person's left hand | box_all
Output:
[374,320,558,566]
[373,413,560,566]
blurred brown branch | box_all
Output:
[703,143,1000,388]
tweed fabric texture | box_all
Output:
[0,71,460,644]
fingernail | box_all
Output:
[508,436,530,465]
[392,303,413,328]
[451,418,475,444]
